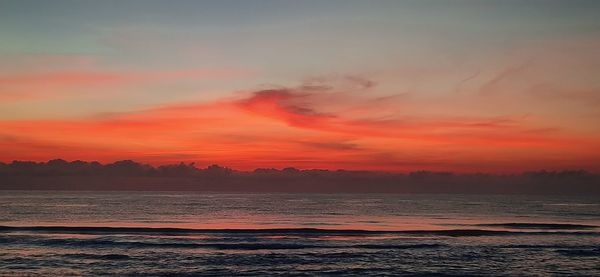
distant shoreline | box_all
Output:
[2,159,599,194]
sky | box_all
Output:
[1,0,599,172]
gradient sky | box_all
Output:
[1,0,599,172]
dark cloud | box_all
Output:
[1,159,598,195]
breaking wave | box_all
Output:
[1,225,598,237]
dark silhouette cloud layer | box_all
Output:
[1,159,598,195]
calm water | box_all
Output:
[1,191,599,276]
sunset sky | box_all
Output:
[1,0,599,172]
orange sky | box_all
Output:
[1,1,600,172]
[2,82,599,172]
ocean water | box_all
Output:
[0,191,599,276]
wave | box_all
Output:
[62,253,131,260]
[495,244,600,257]
[556,248,600,257]
[1,225,598,237]
[3,236,445,250]
[474,223,598,230]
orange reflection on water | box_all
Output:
[8,213,596,233]
[308,235,424,241]
[7,232,100,239]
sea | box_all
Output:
[0,191,599,276]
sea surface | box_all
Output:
[0,191,599,276]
